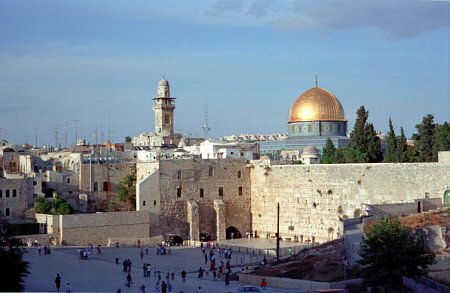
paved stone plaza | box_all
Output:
[22,244,279,293]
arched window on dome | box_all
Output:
[280,155,284,160]
[292,155,297,160]
[286,155,290,161]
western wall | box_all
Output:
[249,152,450,243]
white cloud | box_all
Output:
[271,0,450,40]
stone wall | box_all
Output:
[250,157,449,243]
[139,158,252,241]
[47,211,154,246]
[78,162,135,210]
[0,177,33,221]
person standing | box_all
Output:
[225,272,230,287]
[139,285,145,293]
[261,278,267,288]
[65,282,71,292]
[181,270,186,282]
[161,281,167,293]
[170,268,175,280]
[54,273,61,291]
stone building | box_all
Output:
[137,158,252,241]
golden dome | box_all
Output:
[289,86,346,123]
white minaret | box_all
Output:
[153,78,175,137]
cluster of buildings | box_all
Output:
[1,78,448,247]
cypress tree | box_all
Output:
[398,127,408,162]
[321,138,336,164]
[384,118,398,162]
[366,123,383,162]
[349,106,370,153]
[413,114,436,162]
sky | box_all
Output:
[0,0,449,147]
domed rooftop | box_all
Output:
[289,82,346,123]
[158,77,169,87]
[302,145,319,155]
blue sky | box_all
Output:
[0,0,449,146]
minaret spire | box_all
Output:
[315,75,318,88]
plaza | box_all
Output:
[22,242,287,293]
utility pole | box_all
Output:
[276,202,280,261]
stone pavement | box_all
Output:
[22,246,279,293]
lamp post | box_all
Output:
[276,202,280,261]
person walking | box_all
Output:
[125,273,132,287]
[54,273,61,292]
[181,270,186,282]
[261,278,267,288]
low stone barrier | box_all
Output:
[107,236,163,247]
[238,273,362,290]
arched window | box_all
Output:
[5,208,10,217]
[237,170,241,178]
[6,189,10,198]
[208,166,213,177]
[292,155,297,160]
[13,189,17,197]
[177,170,181,180]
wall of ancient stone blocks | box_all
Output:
[155,159,252,240]
[0,177,32,221]
[249,157,450,243]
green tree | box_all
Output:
[34,197,73,215]
[359,215,435,292]
[321,138,336,164]
[0,215,30,291]
[413,114,436,162]
[366,123,383,162]
[349,105,370,153]
[118,173,136,211]
[397,127,408,162]
[348,106,382,163]
[434,122,450,158]
[125,136,132,143]
[384,118,398,162]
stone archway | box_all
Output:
[226,226,242,240]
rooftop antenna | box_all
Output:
[73,120,80,143]
[108,114,112,143]
[315,74,318,88]
[53,124,60,148]
[63,120,68,148]
[33,128,39,147]
[24,130,28,145]
[94,124,98,145]
[100,122,104,144]
[201,100,211,139]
